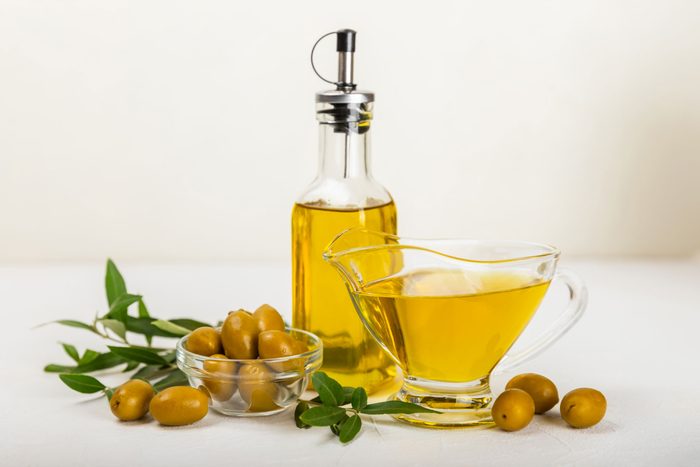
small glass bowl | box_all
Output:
[176,328,322,417]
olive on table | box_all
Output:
[560,388,607,428]
[202,354,237,401]
[221,309,259,359]
[185,326,223,357]
[109,379,155,421]
[149,386,209,426]
[506,373,559,414]
[492,388,535,431]
[238,362,279,412]
[253,304,285,333]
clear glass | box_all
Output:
[292,105,398,392]
[176,328,322,417]
[324,229,587,427]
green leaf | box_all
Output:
[138,301,152,345]
[330,414,348,436]
[105,259,127,307]
[123,361,139,372]
[153,369,188,391]
[62,343,80,363]
[107,346,167,365]
[45,351,127,373]
[53,320,96,332]
[105,293,141,323]
[76,352,127,372]
[105,387,114,400]
[351,387,368,411]
[360,400,441,415]
[299,406,347,427]
[151,320,191,337]
[312,372,345,407]
[161,350,176,363]
[294,401,311,429]
[78,349,100,366]
[98,319,127,341]
[126,318,182,338]
[137,299,150,318]
[44,364,75,373]
[342,387,355,405]
[132,365,164,381]
[169,319,211,331]
[339,414,362,443]
[59,374,106,394]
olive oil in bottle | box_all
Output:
[292,29,397,392]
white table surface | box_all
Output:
[2,259,699,466]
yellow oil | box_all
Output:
[292,201,398,392]
[350,269,551,382]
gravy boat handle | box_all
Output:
[493,269,588,375]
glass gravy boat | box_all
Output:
[324,228,587,428]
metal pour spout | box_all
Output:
[336,29,356,91]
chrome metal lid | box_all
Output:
[315,89,374,104]
[311,29,374,105]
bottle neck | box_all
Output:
[317,123,371,180]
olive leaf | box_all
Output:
[153,369,188,391]
[104,293,142,323]
[131,364,161,381]
[61,343,80,363]
[126,317,180,338]
[78,349,100,366]
[360,400,440,414]
[137,299,150,318]
[138,300,152,345]
[351,387,368,411]
[339,414,362,443]
[44,364,76,373]
[105,258,127,307]
[98,319,127,341]
[330,413,349,436]
[59,374,106,394]
[45,351,127,373]
[342,387,355,405]
[151,320,191,337]
[299,406,347,426]
[312,372,345,407]
[169,318,211,331]
[107,346,166,365]
[51,320,97,333]
[294,401,311,429]
[123,361,140,372]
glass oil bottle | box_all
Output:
[292,29,397,392]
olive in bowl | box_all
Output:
[176,327,321,416]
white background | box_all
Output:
[2,0,699,262]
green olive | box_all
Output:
[202,354,237,401]
[238,362,279,412]
[109,379,155,421]
[259,330,305,373]
[149,386,209,426]
[185,326,223,357]
[258,330,297,358]
[506,373,559,414]
[221,309,258,359]
[492,388,535,431]
[291,338,308,354]
[253,304,285,333]
[560,388,607,428]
